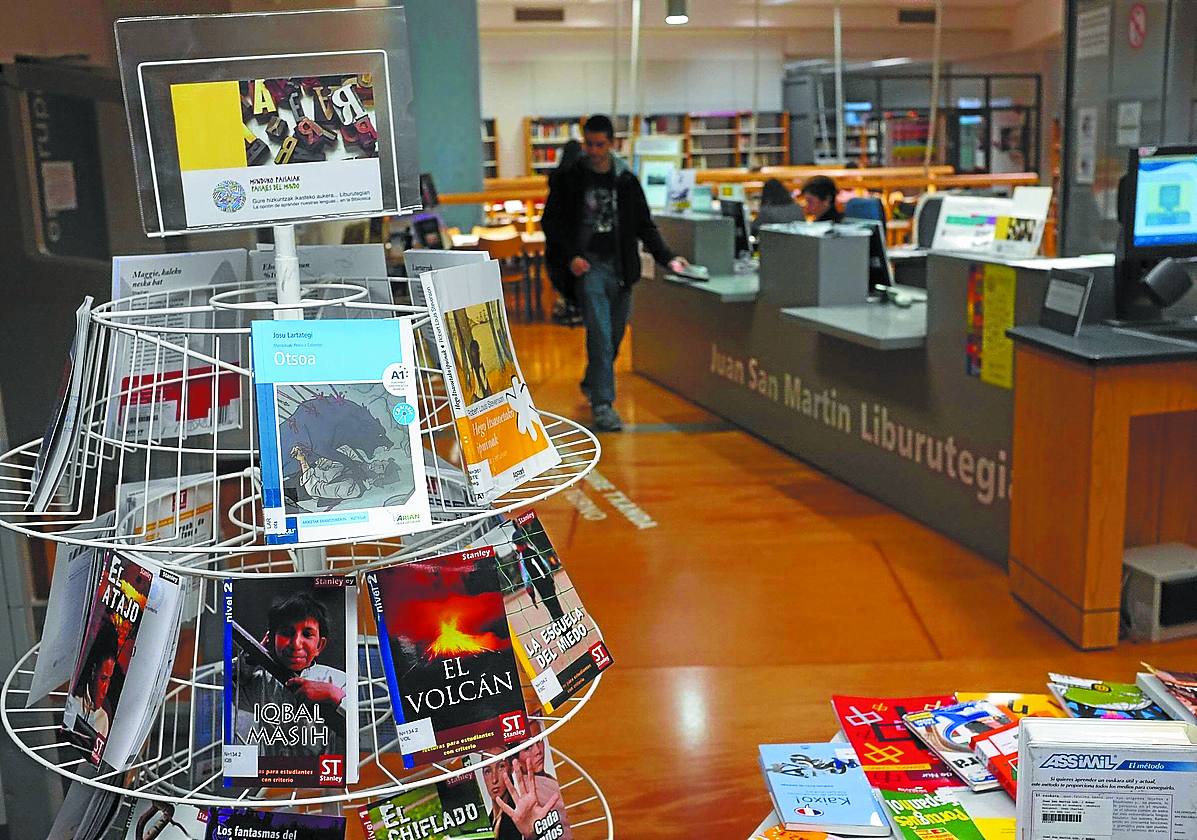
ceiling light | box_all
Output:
[666,0,688,25]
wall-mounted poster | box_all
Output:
[115,9,419,236]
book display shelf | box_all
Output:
[523,114,634,174]
[0,8,614,837]
[482,117,499,178]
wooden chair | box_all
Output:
[477,233,532,320]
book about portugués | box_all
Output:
[903,700,1013,791]
[204,807,345,840]
[880,790,986,840]
[420,260,561,502]
[222,576,359,788]
[63,551,153,765]
[1046,672,1169,720]
[495,511,613,712]
[251,317,431,544]
[831,694,959,790]
[758,742,889,835]
[358,776,495,840]
[1137,663,1197,724]
[366,547,529,769]
[466,721,573,840]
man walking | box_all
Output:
[542,114,688,432]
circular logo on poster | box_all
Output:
[212,180,247,213]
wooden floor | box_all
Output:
[511,319,1197,840]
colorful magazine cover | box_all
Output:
[251,317,430,544]
[366,547,529,768]
[358,776,495,840]
[63,551,153,764]
[1047,672,1169,720]
[954,692,1065,720]
[496,511,612,713]
[420,260,561,502]
[902,700,1011,791]
[467,722,573,840]
[222,576,359,788]
[203,808,345,840]
[831,695,959,791]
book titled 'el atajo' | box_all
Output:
[367,547,529,769]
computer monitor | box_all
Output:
[843,216,894,292]
[1116,145,1197,319]
[720,199,750,257]
[419,173,439,210]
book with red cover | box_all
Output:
[969,720,1019,799]
[367,546,529,769]
[831,694,959,791]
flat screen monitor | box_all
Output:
[1129,145,1197,254]
[843,217,894,292]
[720,199,750,257]
[420,172,439,210]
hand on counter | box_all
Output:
[570,256,591,276]
[668,256,690,273]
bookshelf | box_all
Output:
[524,115,584,174]
[687,111,739,169]
[481,116,499,178]
[738,110,791,169]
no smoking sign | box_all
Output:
[1129,3,1147,49]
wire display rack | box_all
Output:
[0,277,612,836]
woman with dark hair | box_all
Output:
[547,140,585,325]
[752,177,804,236]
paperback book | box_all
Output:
[831,694,959,790]
[1137,663,1197,723]
[903,700,1012,791]
[758,743,889,835]
[366,547,529,768]
[63,551,153,764]
[29,296,93,512]
[880,790,985,840]
[1046,672,1169,720]
[970,721,1019,799]
[466,722,573,840]
[204,808,345,840]
[222,576,359,788]
[496,511,613,712]
[250,243,394,319]
[420,260,561,502]
[108,249,247,441]
[955,692,1065,720]
[251,317,431,544]
[121,801,210,840]
[358,776,494,840]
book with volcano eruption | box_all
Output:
[367,547,529,769]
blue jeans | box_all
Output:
[579,257,631,408]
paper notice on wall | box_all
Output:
[1076,106,1099,185]
[1117,101,1143,147]
[981,264,1016,389]
[1077,6,1111,59]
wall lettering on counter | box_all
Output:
[709,342,1011,506]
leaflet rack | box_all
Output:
[0,274,613,836]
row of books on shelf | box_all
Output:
[756,668,1197,839]
[43,509,605,840]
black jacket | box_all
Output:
[541,155,676,288]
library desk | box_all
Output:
[1008,325,1197,649]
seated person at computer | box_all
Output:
[751,178,805,235]
[800,175,844,223]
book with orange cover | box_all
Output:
[954,691,1065,720]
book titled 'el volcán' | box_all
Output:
[367,547,529,768]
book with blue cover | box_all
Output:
[758,742,890,835]
[251,318,431,545]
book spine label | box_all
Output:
[365,572,413,769]
[222,578,234,786]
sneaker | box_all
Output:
[592,403,623,432]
